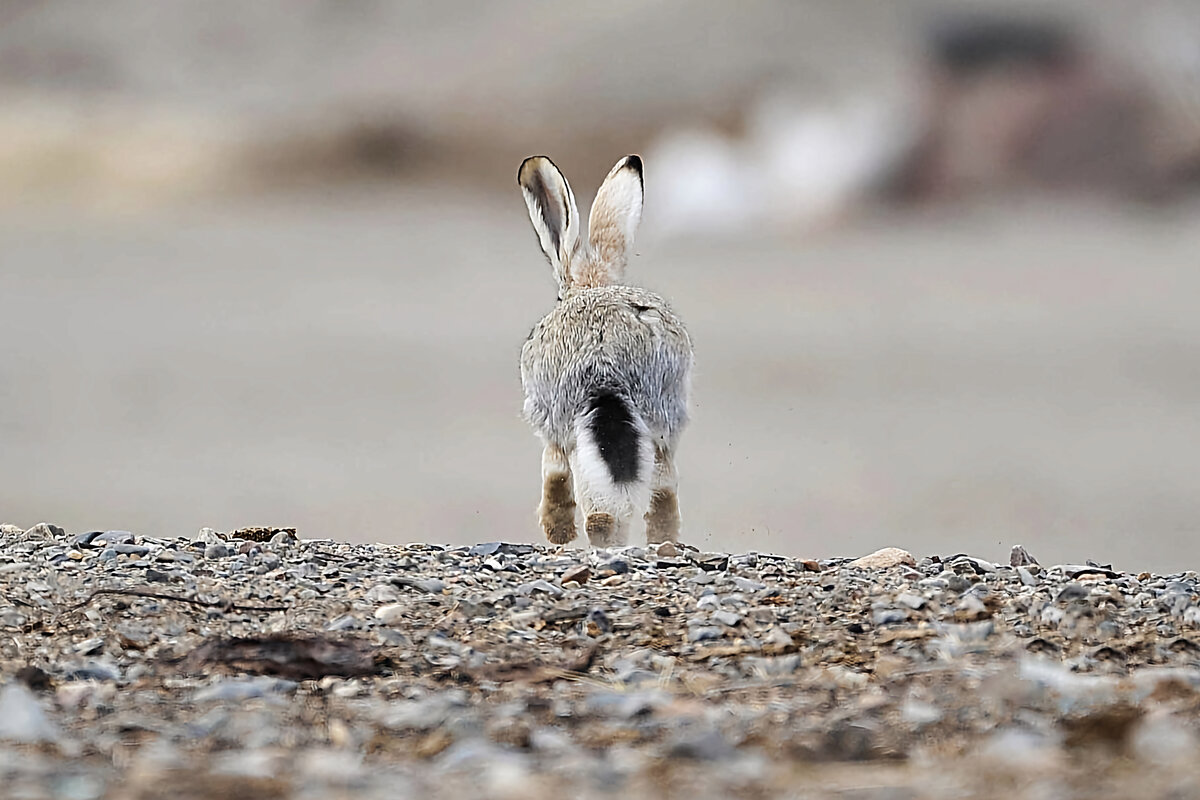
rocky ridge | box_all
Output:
[2,522,1200,798]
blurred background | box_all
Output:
[2,0,1199,571]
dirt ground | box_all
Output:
[2,187,1198,572]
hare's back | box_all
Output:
[521,287,692,442]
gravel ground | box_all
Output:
[3,522,1200,799]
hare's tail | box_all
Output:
[572,391,654,514]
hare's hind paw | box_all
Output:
[539,472,577,544]
[645,489,681,544]
[544,519,577,545]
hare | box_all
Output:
[518,154,693,548]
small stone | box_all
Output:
[666,727,735,760]
[561,565,591,586]
[66,550,85,561]
[393,577,446,594]
[96,530,135,546]
[204,543,232,559]
[712,610,742,627]
[1010,544,1039,567]
[848,547,916,570]
[732,577,767,593]
[73,531,105,548]
[74,637,105,655]
[325,615,360,631]
[375,604,408,625]
[144,568,170,583]
[655,541,679,558]
[872,608,908,626]
[896,593,927,610]
[900,699,943,726]
[1017,566,1038,586]
[194,676,297,702]
[517,579,563,598]
[688,626,723,642]
[1056,583,1089,602]
[195,527,224,545]
[113,544,151,557]
[598,559,630,576]
[23,523,65,541]
[586,608,612,636]
[0,682,59,743]
[365,583,401,603]
[955,594,990,621]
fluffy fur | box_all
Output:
[518,154,693,547]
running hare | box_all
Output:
[518,154,693,548]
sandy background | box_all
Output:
[2,1,1200,571]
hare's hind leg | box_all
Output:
[645,442,681,544]
[539,442,577,544]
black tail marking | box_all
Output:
[587,391,641,484]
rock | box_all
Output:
[712,610,743,627]
[1010,544,1039,567]
[516,579,563,598]
[732,577,767,593]
[204,543,233,559]
[848,547,916,570]
[688,626,723,642]
[366,583,401,603]
[193,676,298,702]
[900,699,943,726]
[1056,583,1089,602]
[666,727,735,760]
[73,531,105,548]
[561,565,591,585]
[23,522,65,541]
[375,604,408,625]
[655,541,679,558]
[872,608,909,626]
[896,593,927,610]
[95,531,135,546]
[393,577,446,594]
[0,682,59,743]
[585,608,612,635]
[195,527,225,545]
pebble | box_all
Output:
[561,565,591,585]
[712,610,743,628]
[375,604,408,625]
[194,677,298,702]
[0,683,59,743]
[848,547,916,570]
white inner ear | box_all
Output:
[519,157,580,290]
[589,160,643,253]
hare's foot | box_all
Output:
[645,488,681,544]
[539,473,577,544]
[645,443,681,544]
[586,512,622,548]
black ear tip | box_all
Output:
[624,154,643,175]
[518,155,559,184]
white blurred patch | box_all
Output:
[645,88,920,239]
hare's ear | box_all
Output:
[518,156,580,293]
[587,155,643,283]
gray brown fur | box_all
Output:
[518,155,693,547]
